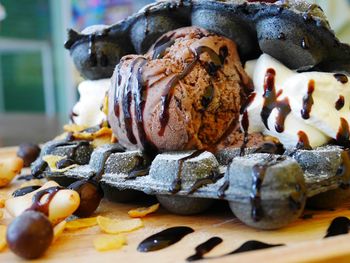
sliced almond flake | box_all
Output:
[93,235,126,252]
[97,216,143,234]
[128,203,160,218]
[65,217,98,230]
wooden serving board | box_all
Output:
[1,147,350,262]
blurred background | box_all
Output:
[0,0,349,147]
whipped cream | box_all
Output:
[243,54,350,149]
[71,79,110,127]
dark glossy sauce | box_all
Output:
[218,179,230,199]
[137,226,194,252]
[253,141,285,155]
[186,237,223,261]
[18,174,44,181]
[334,73,348,84]
[251,156,285,221]
[337,150,350,189]
[28,186,63,216]
[261,68,276,129]
[152,32,176,60]
[324,217,350,238]
[228,240,283,254]
[335,95,345,111]
[158,45,228,136]
[170,150,205,194]
[134,58,158,155]
[240,93,256,156]
[12,185,41,197]
[260,68,291,133]
[188,171,223,194]
[114,55,159,154]
[122,58,145,145]
[336,117,350,145]
[301,80,315,119]
[113,63,122,118]
[296,130,312,150]
[90,146,125,182]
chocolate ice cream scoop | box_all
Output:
[108,27,257,152]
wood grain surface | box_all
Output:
[1,147,350,262]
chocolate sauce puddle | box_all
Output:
[170,150,205,194]
[324,217,350,238]
[137,226,194,252]
[186,237,223,261]
[226,240,283,255]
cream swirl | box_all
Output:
[71,79,110,127]
[243,54,350,149]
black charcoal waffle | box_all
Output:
[32,141,350,229]
[64,0,350,80]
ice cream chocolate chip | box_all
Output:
[108,27,260,152]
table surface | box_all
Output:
[1,147,350,263]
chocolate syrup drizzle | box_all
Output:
[296,130,312,150]
[335,95,345,111]
[137,226,194,252]
[260,68,291,133]
[301,79,315,119]
[90,146,125,182]
[28,186,63,216]
[114,56,158,155]
[218,179,230,199]
[122,58,146,145]
[336,117,350,145]
[12,185,41,197]
[240,93,256,156]
[334,73,348,84]
[158,45,229,137]
[250,156,286,222]
[187,171,223,195]
[186,237,223,261]
[336,150,350,189]
[152,32,176,60]
[170,150,205,194]
[32,141,89,178]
